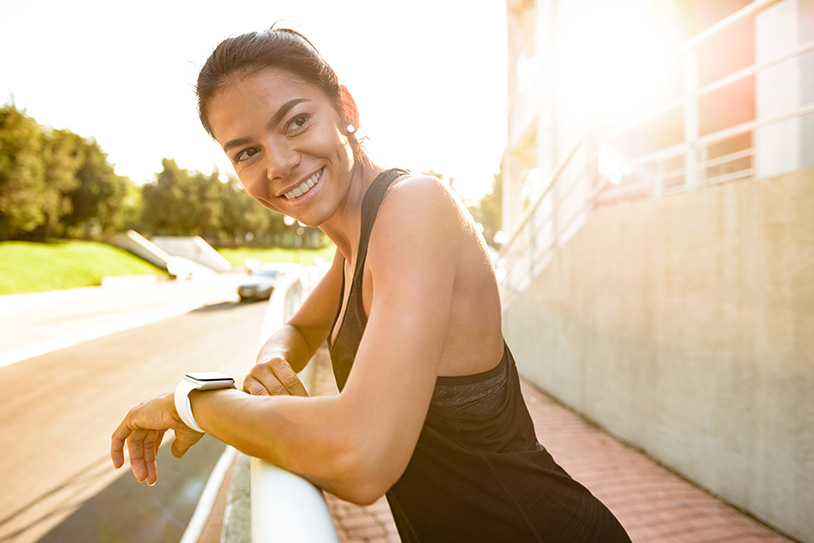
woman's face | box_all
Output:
[207,67,356,226]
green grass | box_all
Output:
[0,240,166,296]
[0,240,337,296]
[217,244,336,268]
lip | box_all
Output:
[277,167,324,199]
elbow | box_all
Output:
[335,461,399,506]
[325,436,405,506]
[338,478,388,507]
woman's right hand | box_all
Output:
[243,356,309,397]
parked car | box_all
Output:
[237,269,282,301]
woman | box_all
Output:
[111,27,631,542]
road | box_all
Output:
[0,295,268,543]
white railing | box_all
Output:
[498,0,813,305]
[250,263,338,543]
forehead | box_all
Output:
[207,67,326,143]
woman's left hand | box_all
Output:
[110,392,204,485]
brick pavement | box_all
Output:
[314,349,796,543]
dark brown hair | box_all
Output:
[196,26,364,159]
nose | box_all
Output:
[264,140,301,182]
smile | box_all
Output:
[284,168,323,200]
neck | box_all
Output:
[319,160,384,261]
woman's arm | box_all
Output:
[113,177,465,503]
[242,249,344,396]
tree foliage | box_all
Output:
[467,165,503,249]
[140,159,325,248]
[60,136,131,238]
[0,105,46,239]
[0,104,132,240]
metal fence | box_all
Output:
[497,0,813,305]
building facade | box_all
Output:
[500,1,814,541]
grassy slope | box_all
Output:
[0,240,166,295]
[0,241,337,296]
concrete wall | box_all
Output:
[151,236,232,272]
[503,169,814,542]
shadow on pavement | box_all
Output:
[189,301,247,313]
[37,435,225,543]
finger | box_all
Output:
[142,430,162,486]
[273,364,309,397]
[110,421,133,469]
[265,358,308,396]
[171,428,205,459]
[254,359,308,396]
[127,429,148,482]
[247,363,288,396]
[242,376,271,396]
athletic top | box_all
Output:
[328,168,631,542]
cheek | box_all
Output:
[238,171,274,208]
[239,173,262,198]
[320,127,354,168]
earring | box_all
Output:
[346,124,356,134]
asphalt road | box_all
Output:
[0,295,268,543]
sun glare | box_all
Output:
[555,2,674,126]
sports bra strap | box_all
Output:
[351,168,409,291]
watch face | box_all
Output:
[185,372,233,383]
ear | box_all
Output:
[338,85,359,130]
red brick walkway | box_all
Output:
[322,373,796,543]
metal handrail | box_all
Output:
[498,0,812,304]
[250,263,338,543]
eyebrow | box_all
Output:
[222,98,311,154]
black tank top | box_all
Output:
[328,169,631,542]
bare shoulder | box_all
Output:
[366,173,475,277]
[378,174,471,234]
[388,173,459,203]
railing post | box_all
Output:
[654,159,665,198]
[683,48,701,191]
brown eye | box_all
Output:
[287,114,309,132]
[236,147,260,163]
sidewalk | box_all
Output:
[311,354,796,543]
[0,273,245,368]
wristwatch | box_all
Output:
[174,372,235,433]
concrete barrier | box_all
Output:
[502,169,814,542]
[152,236,232,272]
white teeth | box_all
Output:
[285,169,323,200]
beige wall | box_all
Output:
[503,170,814,542]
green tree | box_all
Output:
[0,104,133,240]
[190,169,226,240]
[468,165,503,249]
[218,176,271,245]
[36,128,83,238]
[0,104,46,239]
[60,136,131,238]
[141,158,198,235]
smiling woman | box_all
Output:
[111,26,632,543]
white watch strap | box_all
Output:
[174,379,206,433]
